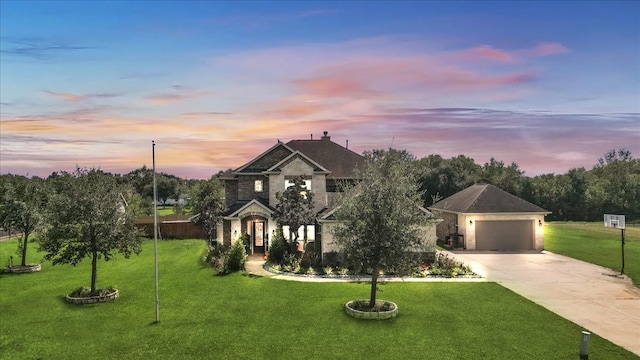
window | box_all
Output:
[285,178,311,199]
[284,179,311,190]
[254,180,263,192]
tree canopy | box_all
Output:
[39,167,142,293]
[333,149,431,308]
[190,176,225,241]
[0,175,47,266]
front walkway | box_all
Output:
[449,250,640,356]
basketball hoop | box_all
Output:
[604,214,626,275]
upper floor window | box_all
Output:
[254,180,263,192]
[285,178,311,190]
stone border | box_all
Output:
[4,264,41,273]
[65,289,119,304]
[345,299,398,320]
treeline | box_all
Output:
[0,167,215,220]
[1,149,638,223]
[416,149,640,223]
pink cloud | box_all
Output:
[455,45,514,62]
[293,77,385,99]
[42,90,85,102]
[526,42,570,57]
[145,86,215,105]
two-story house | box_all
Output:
[218,131,365,255]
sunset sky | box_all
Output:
[1,1,638,179]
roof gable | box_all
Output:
[429,184,549,214]
[225,198,274,218]
[265,151,330,174]
[234,142,294,174]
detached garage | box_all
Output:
[428,184,550,251]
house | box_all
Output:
[218,131,439,259]
[218,131,365,254]
[428,184,550,251]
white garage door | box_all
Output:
[475,220,533,250]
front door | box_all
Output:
[253,221,265,254]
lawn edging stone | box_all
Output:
[65,288,119,304]
[345,299,398,320]
[4,264,41,274]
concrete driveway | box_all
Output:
[448,250,640,356]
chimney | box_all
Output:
[321,131,330,141]
[310,133,313,140]
[346,139,349,149]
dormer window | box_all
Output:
[254,180,263,192]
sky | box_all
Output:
[1,1,638,179]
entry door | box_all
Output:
[253,221,265,253]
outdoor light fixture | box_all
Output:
[539,220,543,227]
[469,220,473,225]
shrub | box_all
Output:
[202,242,229,270]
[268,227,288,265]
[426,252,475,277]
[323,266,334,275]
[300,243,320,268]
[222,239,247,274]
[322,251,342,268]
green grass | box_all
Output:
[545,222,640,286]
[0,239,637,359]
[157,206,174,216]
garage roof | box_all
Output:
[429,184,549,214]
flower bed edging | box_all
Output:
[66,289,119,304]
[345,299,398,320]
[4,264,41,273]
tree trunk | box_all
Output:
[91,248,98,293]
[369,273,378,308]
[20,232,29,267]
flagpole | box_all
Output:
[153,140,160,323]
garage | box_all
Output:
[429,184,550,251]
[475,220,534,250]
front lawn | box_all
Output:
[0,239,636,359]
[545,222,640,286]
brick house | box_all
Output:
[217,131,366,255]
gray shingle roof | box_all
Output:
[286,139,365,178]
[429,184,549,214]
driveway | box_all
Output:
[448,250,640,356]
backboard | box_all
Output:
[604,214,625,229]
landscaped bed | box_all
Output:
[1,238,637,359]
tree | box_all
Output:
[0,175,47,266]
[416,154,481,204]
[274,176,315,243]
[481,158,524,196]
[588,149,640,220]
[39,168,142,293]
[156,174,180,206]
[190,176,225,241]
[333,149,431,308]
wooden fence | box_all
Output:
[135,215,207,239]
